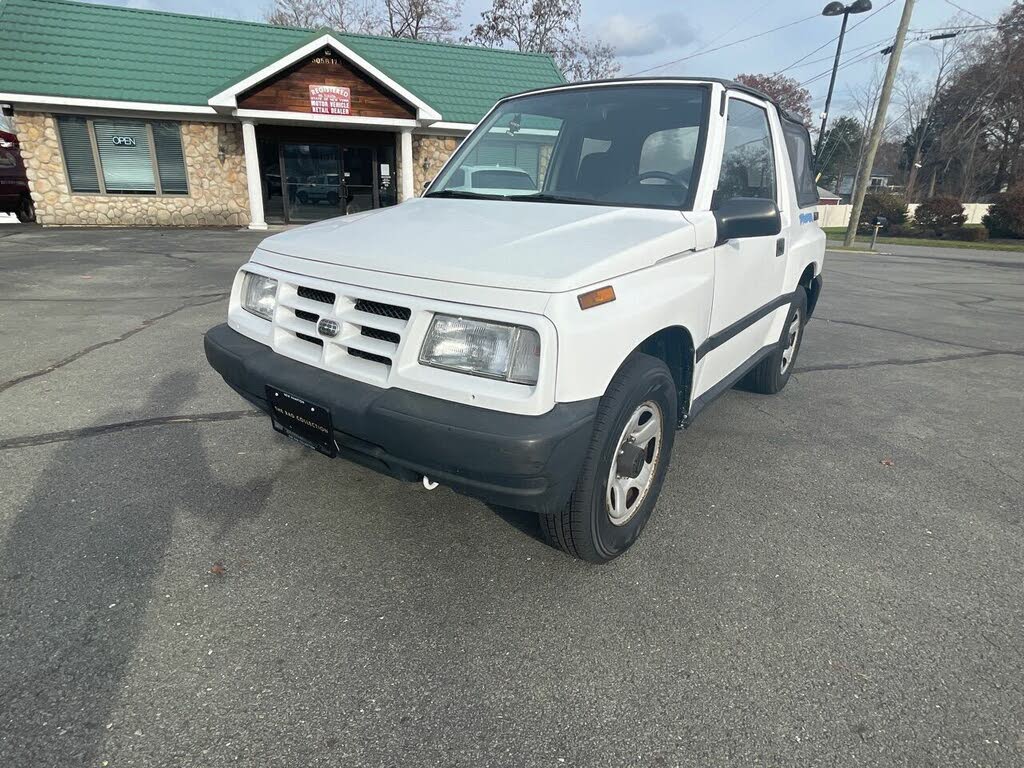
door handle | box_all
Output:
[776,238,786,257]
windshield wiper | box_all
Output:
[424,189,507,200]
[515,193,608,207]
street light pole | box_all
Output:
[814,0,873,162]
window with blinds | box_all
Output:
[56,116,189,196]
[57,116,101,194]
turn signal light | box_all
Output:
[577,286,616,310]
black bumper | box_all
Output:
[204,324,598,514]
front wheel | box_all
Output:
[540,354,677,563]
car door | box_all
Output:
[695,95,789,394]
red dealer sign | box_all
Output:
[308,85,351,116]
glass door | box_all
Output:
[342,147,375,215]
[282,143,343,223]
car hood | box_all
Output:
[258,197,697,293]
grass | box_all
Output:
[821,226,1024,253]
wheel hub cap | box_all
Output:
[606,401,663,526]
[616,442,646,479]
[780,310,801,374]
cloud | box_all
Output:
[594,13,697,58]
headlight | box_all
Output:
[419,315,541,385]
[240,271,278,321]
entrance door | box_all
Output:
[282,143,344,222]
[342,147,375,215]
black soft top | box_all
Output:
[504,76,807,126]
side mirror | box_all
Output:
[713,197,782,245]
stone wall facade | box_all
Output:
[17,112,251,227]
[412,134,463,193]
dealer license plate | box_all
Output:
[266,386,336,457]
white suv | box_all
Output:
[205,79,825,562]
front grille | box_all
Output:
[272,278,417,383]
[354,298,411,321]
[298,286,336,305]
[349,348,391,366]
[296,332,323,347]
[360,326,400,344]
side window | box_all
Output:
[782,119,819,208]
[639,126,699,177]
[717,99,776,202]
[577,137,611,170]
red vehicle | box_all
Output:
[0,114,36,223]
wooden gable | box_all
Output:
[237,48,416,119]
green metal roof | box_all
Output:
[0,0,564,124]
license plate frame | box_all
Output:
[265,386,336,457]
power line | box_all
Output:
[941,0,992,26]
[784,35,896,73]
[778,0,897,75]
[626,10,821,76]
[800,44,888,88]
[686,0,779,60]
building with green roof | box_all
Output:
[0,0,564,227]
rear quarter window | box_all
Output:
[781,118,819,208]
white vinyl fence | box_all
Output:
[817,202,992,228]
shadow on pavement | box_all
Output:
[0,370,274,766]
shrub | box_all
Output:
[913,196,967,236]
[982,188,1024,238]
[949,226,989,242]
[857,192,908,234]
[886,223,920,238]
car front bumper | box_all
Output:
[204,324,598,514]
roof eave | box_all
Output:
[206,32,442,123]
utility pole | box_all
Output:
[843,0,916,246]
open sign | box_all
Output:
[111,135,137,147]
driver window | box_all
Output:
[640,126,698,178]
[718,99,776,202]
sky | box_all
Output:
[81,0,1015,119]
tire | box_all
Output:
[15,195,35,223]
[738,289,807,395]
[540,353,677,563]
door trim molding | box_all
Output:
[695,291,797,362]
[686,343,776,425]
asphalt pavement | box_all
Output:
[1,225,1022,767]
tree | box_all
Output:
[907,2,1024,199]
[467,0,620,81]
[816,115,863,190]
[266,0,461,41]
[734,73,812,126]
[380,0,461,40]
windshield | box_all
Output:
[429,84,709,209]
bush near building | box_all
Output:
[914,196,967,237]
[858,192,908,234]
[982,188,1024,239]
[948,226,989,241]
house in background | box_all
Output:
[837,170,898,198]
[816,186,841,205]
[0,0,563,228]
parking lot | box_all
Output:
[1,226,1022,767]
